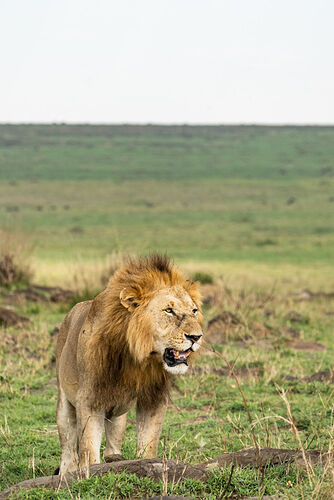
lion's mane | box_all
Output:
[86,254,201,410]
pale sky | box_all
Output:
[1,0,333,124]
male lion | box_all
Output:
[56,255,203,474]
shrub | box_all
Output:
[192,271,214,284]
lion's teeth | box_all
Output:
[170,348,191,361]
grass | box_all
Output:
[0,124,334,498]
[0,124,333,264]
[1,270,334,498]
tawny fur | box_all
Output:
[56,254,203,473]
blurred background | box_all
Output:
[0,0,333,287]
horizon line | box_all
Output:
[1,121,334,127]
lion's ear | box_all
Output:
[120,287,141,311]
[186,280,201,308]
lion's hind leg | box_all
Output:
[104,413,127,460]
[57,387,78,474]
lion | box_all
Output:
[56,254,203,474]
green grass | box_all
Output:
[0,124,333,263]
[6,466,329,499]
[1,277,334,498]
[1,124,334,498]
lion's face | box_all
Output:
[146,286,203,375]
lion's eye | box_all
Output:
[192,308,198,314]
[165,308,174,314]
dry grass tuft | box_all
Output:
[67,251,126,298]
[0,229,33,287]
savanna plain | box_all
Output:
[0,124,334,499]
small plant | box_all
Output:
[255,238,277,247]
[192,271,214,284]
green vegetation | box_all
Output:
[0,125,333,498]
[1,275,334,498]
[0,124,333,263]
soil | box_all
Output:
[293,289,334,301]
[285,339,326,352]
[206,311,242,343]
[5,288,47,304]
[2,285,75,305]
[206,312,273,345]
[285,328,300,338]
[0,307,30,327]
[190,364,262,379]
[284,311,307,323]
[305,369,334,382]
[284,369,334,383]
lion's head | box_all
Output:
[121,282,203,375]
[108,254,204,376]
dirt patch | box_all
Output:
[4,288,47,305]
[3,285,75,305]
[50,289,75,303]
[206,311,243,343]
[0,307,30,327]
[32,285,76,303]
[190,364,262,379]
[206,312,273,345]
[207,321,276,352]
[284,311,307,323]
[285,328,300,339]
[292,289,334,301]
[243,339,275,350]
[285,339,326,352]
[284,369,334,383]
[305,370,334,382]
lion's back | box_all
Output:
[56,300,92,368]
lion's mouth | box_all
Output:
[163,347,192,367]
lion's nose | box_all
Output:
[185,333,202,343]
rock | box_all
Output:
[285,340,326,352]
[0,307,30,327]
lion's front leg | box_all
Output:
[136,400,167,458]
[76,403,104,468]
[104,413,127,460]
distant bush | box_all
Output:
[0,229,33,288]
[255,238,277,247]
[70,226,84,234]
[192,271,214,284]
[0,134,22,147]
[0,253,32,288]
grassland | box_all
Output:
[0,124,334,499]
[0,124,334,266]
